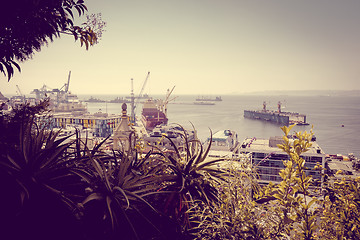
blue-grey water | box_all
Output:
[79,94,360,157]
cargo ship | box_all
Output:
[141,86,176,131]
[244,101,309,126]
[141,99,168,131]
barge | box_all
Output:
[244,101,308,126]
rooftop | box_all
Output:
[240,136,325,156]
[211,129,234,141]
[51,112,121,120]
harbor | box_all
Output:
[1,89,359,158]
[2,84,360,199]
[2,1,360,238]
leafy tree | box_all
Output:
[273,125,321,240]
[188,158,270,240]
[319,175,360,239]
[188,125,324,240]
[0,0,106,81]
[0,99,50,156]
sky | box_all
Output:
[2,0,360,96]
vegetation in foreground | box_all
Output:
[0,102,359,240]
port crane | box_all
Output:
[159,86,177,117]
[130,71,150,123]
[58,71,71,101]
[59,71,71,93]
[16,85,25,103]
[31,71,71,102]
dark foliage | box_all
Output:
[0,100,86,240]
[0,104,224,239]
[0,99,50,158]
[0,0,98,80]
[146,127,227,235]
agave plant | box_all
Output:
[0,108,89,239]
[148,126,227,232]
[1,116,84,206]
[77,133,166,240]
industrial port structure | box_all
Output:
[244,101,308,126]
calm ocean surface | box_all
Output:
[79,94,360,157]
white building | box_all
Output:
[239,136,325,185]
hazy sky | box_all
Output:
[2,0,360,96]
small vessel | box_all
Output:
[84,96,106,103]
[244,101,309,126]
[108,97,131,103]
[195,96,222,101]
[125,93,149,100]
[193,101,215,105]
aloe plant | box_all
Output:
[77,135,166,239]
[1,116,81,206]
[0,103,89,239]
[147,126,227,234]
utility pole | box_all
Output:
[130,78,135,123]
[130,71,150,124]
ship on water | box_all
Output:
[193,101,215,105]
[31,71,87,113]
[244,101,309,126]
[195,96,222,101]
[140,86,176,131]
[108,96,131,103]
[84,96,106,103]
[141,99,168,131]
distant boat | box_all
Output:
[125,93,149,100]
[84,96,106,103]
[195,96,222,101]
[109,97,131,103]
[193,101,215,105]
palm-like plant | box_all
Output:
[0,116,82,208]
[150,126,227,232]
[78,134,165,240]
[0,110,88,239]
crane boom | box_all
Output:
[162,86,176,117]
[16,85,23,97]
[164,85,175,103]
[65,71,71,93]
[16,85,25,103]
[135,71,150,107]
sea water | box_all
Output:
[79,94,360,157]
